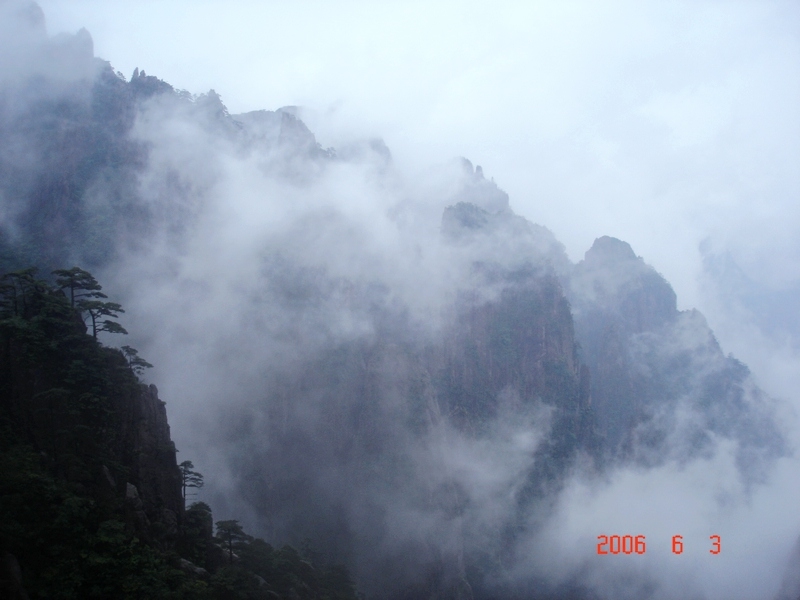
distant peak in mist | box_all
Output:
[584,235,638,265]
[452,157,509,214]
[1,0,44,32]
[0,0,96,83]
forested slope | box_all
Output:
[0,268,359,599]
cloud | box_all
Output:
[527,446,800,599]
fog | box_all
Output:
[6,1,800,598]
[36,1,800,290]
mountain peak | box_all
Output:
[584,236,637,265]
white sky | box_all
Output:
[37,0,800,372]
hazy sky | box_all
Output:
[35,1,799,298]
[35,0,800,423]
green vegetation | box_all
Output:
[0,267,359,599]
[0,448,205,599]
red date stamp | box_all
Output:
[596,535,646,554]
[596,535,721,555]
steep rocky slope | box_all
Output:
[0,269,361,599]
[0,272,186,596]
[568,236,784,479]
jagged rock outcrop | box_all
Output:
[129,66,175,99]
[567,236,678,451]
[568,236,784,476]
[441,202,571,277]
[453,158,510,214]
[0,267,191,597]
[129,385,182,510]
[571,236,677,334]
[111,382,183,543]
[442,269,589,441]
[234,107,335,179]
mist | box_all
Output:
[4,1,800,598]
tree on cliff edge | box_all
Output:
[53,266,103,308]
[179,460,204,508]
[53,267,128,338]
[121,345,154,377]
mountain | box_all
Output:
[0,271,361,598]
[0,269,187,596]
[568,236,783,479]
[0,2,792,599]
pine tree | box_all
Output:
[215,520,250,564]
[76,299,127,338]
[0,268,40,316]
[179,460,204,507]
[52,267,128,339]
[121,345,154,377]
[52,267,104,308]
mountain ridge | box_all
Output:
[0,3,793,598]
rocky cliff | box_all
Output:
[568,236,784,477]
[115,382,184,545]
[0,274,186,595]
[0,294,184,520]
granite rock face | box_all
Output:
[567,236,678,451]
[441,269,589,441]
[568,236,783,476]
[571,236,678,334]
[218,198,598,599]
[113,382,183,542]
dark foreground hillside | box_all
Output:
[0,268,359,599]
